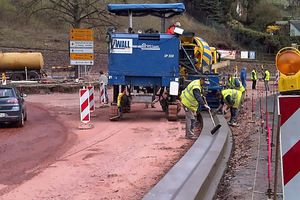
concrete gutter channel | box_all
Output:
[143,113,232,200]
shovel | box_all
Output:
[204,98,221,135]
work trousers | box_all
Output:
[104,85,109,103]
[264,81,269,91]
[252,80,256,89]
[230,107,238,123]
[241,79,246,89]
[183,105,196,137]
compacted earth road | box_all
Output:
[0,80,281,200]
[0,90,195,200]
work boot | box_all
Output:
[230,122,239,127]
[186,134,198,140]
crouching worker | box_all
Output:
[227,74,246,110]
[215,89,242,127]
[180,77,210,140]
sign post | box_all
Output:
[70,28,94,78]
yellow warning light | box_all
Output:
[276,47,300,75]
[276,47,300,93]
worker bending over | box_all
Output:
[227,74,245,107]
[215,89,242,127]
[227,74,245,93]
[180,77,210,140]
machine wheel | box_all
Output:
[121,95,131,113]
[123,106,131,113]
[196,112,204,133]
[28,72,39,80]
[109,105,121,121]
[166,104,178,121]
[160,99,167,112]
[176,100,181,113]
[11,73,23,81]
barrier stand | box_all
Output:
[261,104,264,134]
[245,95,248,120]
[250,93,255,123]
[259,90,263,127]
[265,90,268,132]
[273,114,281,200]
[267,110,273,199]
[271,91,276,159]
[78,86,94,130]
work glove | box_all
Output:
[213,109,222,115]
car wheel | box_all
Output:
[24,111,28,121]
[16,113,24,127]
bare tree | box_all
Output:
[21,0,116,30]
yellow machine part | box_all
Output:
[117,91,126,107]
[276,47,300,93]
[278,70,300,92]
[180,36,216,74]
[194,37,212,68]
[0,52,44,70]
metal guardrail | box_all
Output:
[142,113,232,200]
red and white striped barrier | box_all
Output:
[276,70,280,84]
[278,95,300,199]
[100,82,105,104]
[87,86,95,112]
[79,88,90,123]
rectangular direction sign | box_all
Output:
[70,35,93,41]
[70,60,94,65]
[70,53,94,60]
[70,48,93,54]
[70,29,93,35]
[70,41,94,48]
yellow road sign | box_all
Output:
[70,53,94,60]
[70,35,93,41]
[70,29,93,35]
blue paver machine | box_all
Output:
[106,3,222,121]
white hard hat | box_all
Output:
[175,22,181,27]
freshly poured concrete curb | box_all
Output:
[142,113,232,200]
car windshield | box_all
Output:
[0,88,13,98]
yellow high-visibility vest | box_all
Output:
[265,70,270,81]
[221,89,242,109]
[227,77,245,93]
[251,70,257,80]
[181,79,202,112]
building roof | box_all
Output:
[290,20,300,31]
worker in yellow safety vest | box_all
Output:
[180,77,210,140]
[227,74,245,93]
[227,74,245,107]
[263,68,270,91]
[251,68,258,90]
[215,89,242,127]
